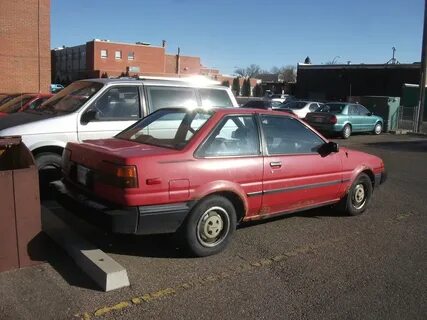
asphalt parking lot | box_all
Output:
[0,133,426,320]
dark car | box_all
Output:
[242,100,284,109]
[54,107,386,257]
[241,100,295,115]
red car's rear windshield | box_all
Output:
[116,108,214,150]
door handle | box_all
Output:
[270,161,282,168]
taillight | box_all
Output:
[330,115,337,124]
[101,163,138,189]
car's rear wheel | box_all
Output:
[337,173,373,216]
[342,124,352,139]
[35,152,63,199]
[181,195,236,257]
[373,122,382,135]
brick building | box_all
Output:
[0,0,51,93]
[52,39,202,84]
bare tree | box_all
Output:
[281,65,296,82]
[267,65,296,82]
[234,64,262,78]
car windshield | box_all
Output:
[318,103,346,114]
[0,95,33,113]
[32,81,103,114]
[116,108,214,150]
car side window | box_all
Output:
[261,115,324,155]
[309,103,318,111]
[349,105,358,115]
[197,115,260,157]
[357,105,370,116]
[146,86,198,112]
[29,98,47,110]
[198,88,233,107]
[92,86,140,120]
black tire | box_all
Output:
[337,173,373,216]
[35,152,62,170]
[181,195,237,257]
[342,124,352,139]
[373,122,382,135]
[35,152,63,200]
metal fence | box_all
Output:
[397,106,427,133]
[397,106,418,131]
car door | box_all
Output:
[194,114,264,217]
[77,85,142,141]
[259,115,343,216]
[348,104,362,132]
[357,104,376,131]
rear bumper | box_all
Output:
[307,122,344,133]
[51,180,192,235]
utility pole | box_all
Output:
[415,0,427,132]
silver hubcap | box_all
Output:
[375,124,381,134]
[197,206,230,248]
[352,184,366,209]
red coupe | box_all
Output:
[54,107,386,256]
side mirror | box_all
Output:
[367,112,373,116]
[81,109,97,124]
[318,141,339,157]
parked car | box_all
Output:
[0,93,53,117]
[242,100,284,109]
[305,102,384,139]
[0,77,238,172]
[242,100,295,115]
[53,107,386,257]
[281,100,323,119]
[0,93,24,106]
[50,84,64,93]
[270,94,294,103]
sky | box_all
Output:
[51,0,425,75]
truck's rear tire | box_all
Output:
[35,152,62,170]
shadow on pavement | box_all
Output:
[27,232,99,291]
[364,139,427,152]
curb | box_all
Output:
[41,206,130,292]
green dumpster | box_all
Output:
[357,96,400,132]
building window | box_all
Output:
[128,52,134,60]
[101,49,108,58]
[115,50,122,59]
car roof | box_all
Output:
[162,107,299,118]
[81,76,224,88]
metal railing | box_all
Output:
[397,106,418,131]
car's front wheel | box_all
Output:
[337,173,373,216]
[373,122,382,135]
[181,195,237,257]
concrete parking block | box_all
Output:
[41,206,130,292]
